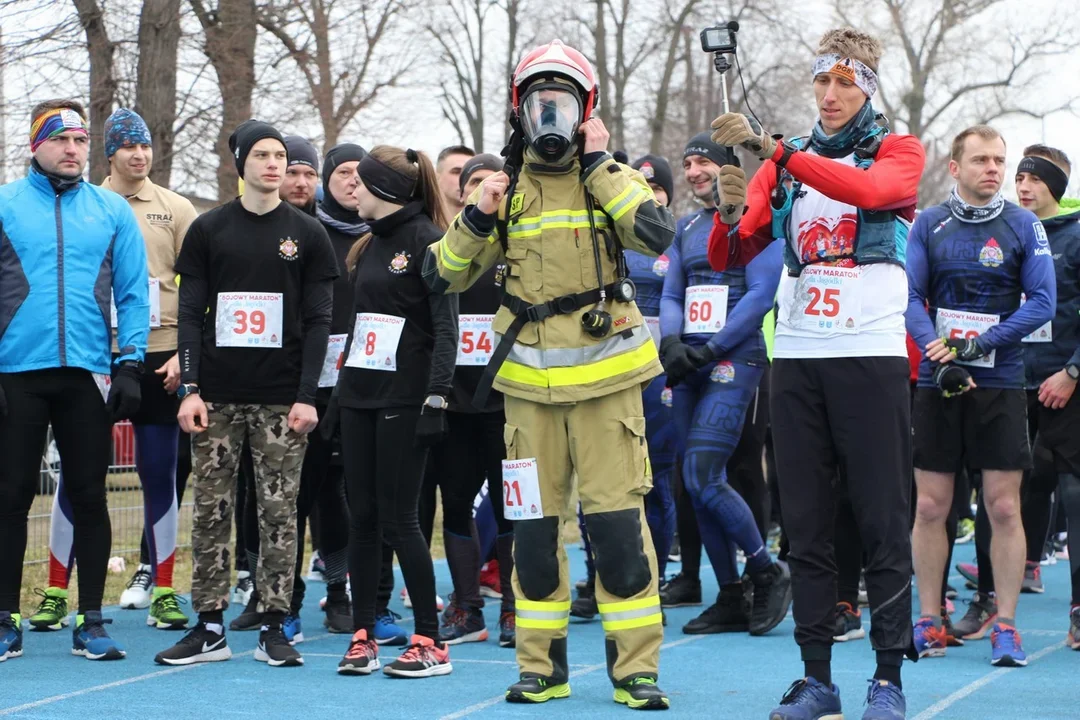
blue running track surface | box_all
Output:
[1,544,1075,718]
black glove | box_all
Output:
[659,336,706,388]
[319,393,340,442]
[0,383,6,419]
[933,362,973,397]
[414,405,448,447]
[107,361,143,421]
[944,336,985,363]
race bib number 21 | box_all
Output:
[501,458,543,521]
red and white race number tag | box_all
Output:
[215,292,284,348]
[644,316,661,347]
[791,266,862,334]
[501,457,543,521]
[457,314,495,366]
[318,334,348,388]
[111,278,161,330]
[93,373,111,403]
[934,308,998,368]
[1020,293,1052,343]
[345,313,405,371]
[683,285,728,334]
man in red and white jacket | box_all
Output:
[707,27,925,719]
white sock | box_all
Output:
[205,623,224,635]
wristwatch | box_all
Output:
[423,395,447,411]
[177,383,201,399]
[1066,365,1079,381]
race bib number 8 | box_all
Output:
[934,308,999,368]
[111,278,161,330]
[501,458,544,521]
[215,292,283,348]
[345,313,405,371]
[791,266,862,334]
[683,285,728,334]
[457,314,495,366]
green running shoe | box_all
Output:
[613,677,670,710]
[148,587,189,630]
[28,588,69,631]
[506,675,571,704]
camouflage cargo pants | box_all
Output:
[190,403,307,615]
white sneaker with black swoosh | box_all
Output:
[154,623,233,665]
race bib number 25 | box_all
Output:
[791,266,862,334]
[215,292,283,348]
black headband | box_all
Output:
[358,154,416,204]
[1018,155,1069,202]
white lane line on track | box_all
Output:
[438,634,709,720]
[910,640,1067,720]
[0,632,335,716]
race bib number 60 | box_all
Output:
[215,292,283,348]
[501,458,544,521]
[683,285,728,334]
[791,266,862,334]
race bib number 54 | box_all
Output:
[215,292,283,348]
[457,314,494,366]
[791,266,862,334]
[501,458,543,521]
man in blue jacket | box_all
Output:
[0,98,149,663]
[906,125,1055,668]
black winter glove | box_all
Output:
[659,336,706,388]
[933,362,973,398]
[107,361,143,421]
[414,406,448,448]
[320,393,340,442]
[944,336,986,363]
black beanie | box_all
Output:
[684,131,730,169]
[228,120,286,178]
[613,150,630,164]
[632,154,674,206]
[284,135,319,171]
[459,153,503,194]
[321,142,367,218]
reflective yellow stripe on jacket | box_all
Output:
[597,596,663,632]
[497,324,657,389]
[507,210,610,239]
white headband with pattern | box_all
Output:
[812,54,878,98]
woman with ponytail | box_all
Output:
[333,145,458,678]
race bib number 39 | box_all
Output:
[345,313,405,371]
[791,266,862,334]
[318,334,348,388]
[457,314,495,366]
[111,278,161,330]
[935,308,999,368]
[683,285,728,334]
[215,292,284,348]
[501,458,543,521]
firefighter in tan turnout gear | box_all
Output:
[424,40,676,710]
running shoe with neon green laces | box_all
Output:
[28,588,69,631]
[613,676,670,710]
[147,587,189,630]
[506,675,571,703]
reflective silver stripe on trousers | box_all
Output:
[599,605,662,624]
[503,323,653,369]
[516,608,571,621]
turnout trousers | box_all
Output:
[504,384,663,687]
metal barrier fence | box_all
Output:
[24,422,195,566]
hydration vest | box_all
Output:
[770,121,911,277]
